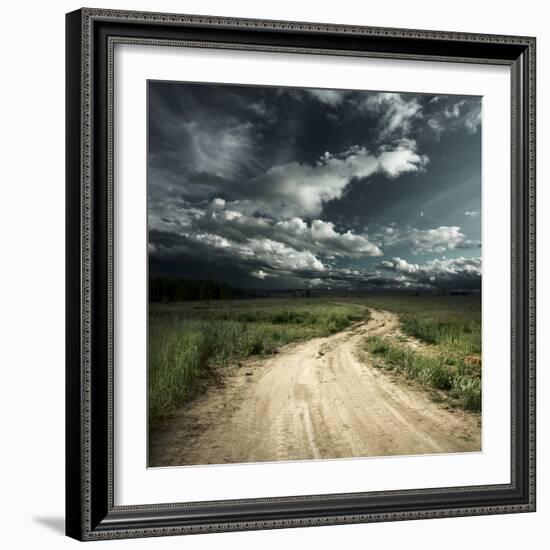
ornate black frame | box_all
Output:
[66,7,536,541]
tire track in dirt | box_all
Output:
[149,308,481,466]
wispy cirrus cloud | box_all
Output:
[360,92,423,140]
[425,96,481,140]
[304,88,347,107]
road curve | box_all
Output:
[149,308,481,466]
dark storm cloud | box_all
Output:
[148,81,482,290]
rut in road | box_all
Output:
[149,308,481,466]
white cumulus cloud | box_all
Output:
[374,224,480,254]
[379,256,481,289]
[243,143,428,218]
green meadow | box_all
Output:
[148,300,368,425]
[149,293,481,426]
[356,294,482,411]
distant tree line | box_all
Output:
[149,277,241,302]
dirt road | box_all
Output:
[150,308,481,466]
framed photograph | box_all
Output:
[66,8,536,541]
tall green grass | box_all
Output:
[400,317,480,355]
[149,301,367,425]
[349,294,481,355]
[358,295,482,412]
[365,336,481,411]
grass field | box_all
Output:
[356,294,482,411]
[149,294,481,426]
[148,300,368,426]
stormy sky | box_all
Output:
[148,80,481,291]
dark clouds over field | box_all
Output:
[148,81,481,291]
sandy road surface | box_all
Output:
[150,308,481,466]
